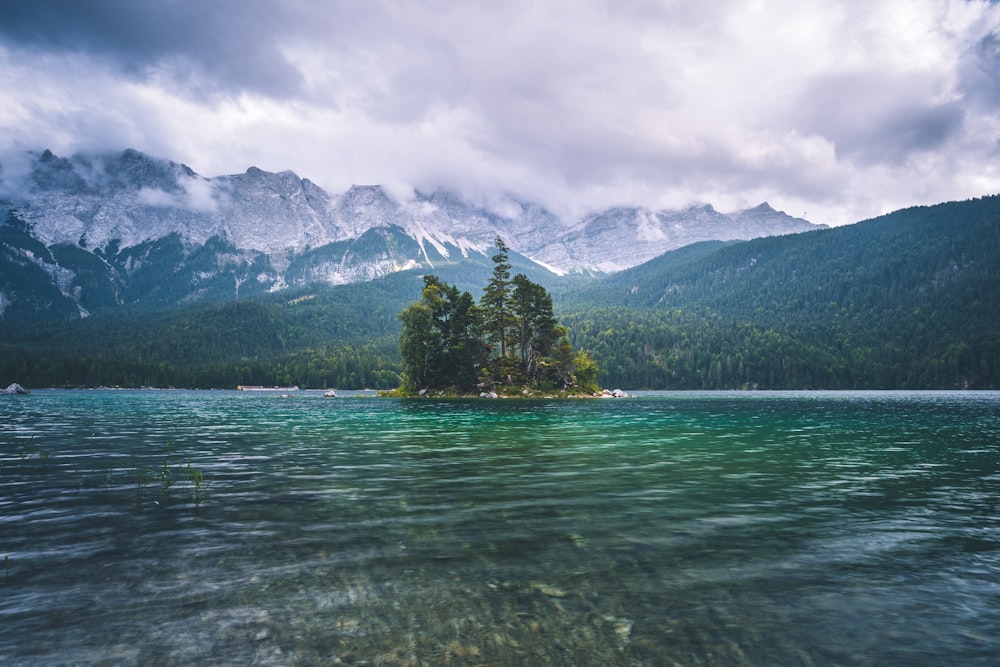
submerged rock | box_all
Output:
[2,383,30,394]
[529,581,567,597]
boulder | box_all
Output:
[2,383,30,395]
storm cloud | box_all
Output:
[1,0,999,226]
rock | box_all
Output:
[605,616,633,642]
[600,388,628,398]
[479,391,498,399]
[529,581,567,597]
[2,383,30,395]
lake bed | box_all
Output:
[1,390,998,665]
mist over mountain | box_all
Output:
[0,149,821,320]
[2,186,997,391]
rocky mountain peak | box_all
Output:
[342,184,393,207]
[0,148,826,319]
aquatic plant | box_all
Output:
[159,443,176,495]
[183,463,210,507]
[130,457,154,511]
[8,447,51,472]
[159,457,176,493]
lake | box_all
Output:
[1,390,998,665]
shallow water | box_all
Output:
[1,390,998,665]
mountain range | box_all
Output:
[1,184,997,390]
[0,148,821,320]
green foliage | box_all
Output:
[3,195,998,390]
[512,273,563,378]
[0,278,413,389]
[397,299,437,390]
[397,241,599,394]
[572,350,601,394]
[559,196,1000,389]
[398,276,486,391]
[480,236,516,358]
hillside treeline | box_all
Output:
[0,281,409,389]
[562,196,1000,389]
[2,195,998,390]
[563,308,997,390]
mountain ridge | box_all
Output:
[1,193,997,390]
[0,148,822,320]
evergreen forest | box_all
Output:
[1,195,998,390]
[561,196,1000,389]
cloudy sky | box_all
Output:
[1,0,999,226]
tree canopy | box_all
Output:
[396,238,599,395]
[4,197,996,391]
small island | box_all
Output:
[386,238,600,398]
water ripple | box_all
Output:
[1,389,998,665]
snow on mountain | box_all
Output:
[0,148,825,319]
[531,203,819,273]
[2,148,822,270]
[8,150,353,255]
[212,167,345,254]
[334,184,404,238]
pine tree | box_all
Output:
[396,255,600,394]
[480,236,515,358]
[398,275,484,391]
[397,297,437,391]
[512,273,563,380]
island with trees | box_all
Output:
[390,238,600,397]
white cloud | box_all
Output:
[1,1,1000,228]
[136,176,219,212]
[136,186,175,208]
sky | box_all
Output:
[1,0,999,227]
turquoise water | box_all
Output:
[1,390,998,665]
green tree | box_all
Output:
[395,262,599,394]
[573,350,601,393]
[480,236,515,358]
[512,273,563,380]
[429,277,483,390]
[398,275,484,391]
[551,335,577,389]
[398,295,437,391]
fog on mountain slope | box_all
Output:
[0,148,822,319]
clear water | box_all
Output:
[1,390,998,666]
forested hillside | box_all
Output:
[1,195,997,390]
[0,278,410,389]
[562,196,1000,389]
[0,250,557,389]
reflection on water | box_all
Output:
[1,390,998,665]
